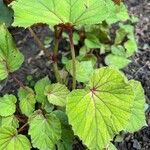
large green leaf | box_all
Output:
[0,0,13,26]
[45,83,70,107]
[28,110,61,150]
[126,80,146,132]
[0,24,24,80]
[0,127,31,150]
[66,60,94,83]
[0,94,17,117]
[66,67,134,150]
[12,0,120,27]
[18,87,36,117]
[34,76,51,103]
[0,115,19,128]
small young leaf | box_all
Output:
[34,76,51,103]
[115,24,134,45]
[0,115,19,128]
[45,83,70,107]
[28,110,61,150]
[0,94,16,117]
[18,87,36,117]
[66,60,94,83]
[124,39,138,57]
[0,127,31,150]
[0,0,13,26]
[85,35,101,48]
[66,67,134,150]
[0,24,24,81]
[53,110,74,150]
[126,80,147,132]
[12,0,120,27]
[111,46,126,57]
[105,54,131,69]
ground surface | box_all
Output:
[0,1,150,150]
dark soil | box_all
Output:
[0,0,150,150]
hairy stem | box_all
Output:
[69,30,76,89]
[53,27,62,83]
[11,74,26,89]
[18,122,28,133]
[29,27,62,83]
[28,27,52,59]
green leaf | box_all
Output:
[66,67,134,150]
[53,110,74,150]
[115,24,134,45]
[66,60,94,83]
[126,80,146,132]
[18,87,36,117]
[0,115,19,128]
[12,0,119,27]
[0,127,31,150]
[80,54,97,67]
[124,39,138,57]
[106,3,129,24]
[111,46,126,57]
[45,83,70,107]
[0,94,16,117]
[34,76,51,103]
[0,1,13,26]
[0,24,24,81]
[28,110,61,150]
[85,35,101,48]
[105,54,131,69]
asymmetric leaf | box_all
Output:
[45,83,70,107]
[126,80,146,132]
[0,127,31,150]
[66,67,134,150]
[28,110,61,150]
[12,0,120,27]
[34,76,51,103]
[18,87,36,117]
[0,115,19,128]
[0,24,24,80]
[0,94,17,117]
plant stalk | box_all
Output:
[53,27,62,83]
[11,74,26,89]
[69,30,76,89]
[28,27,52,59]
[29,27,62,83]
[18,122,28,133]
